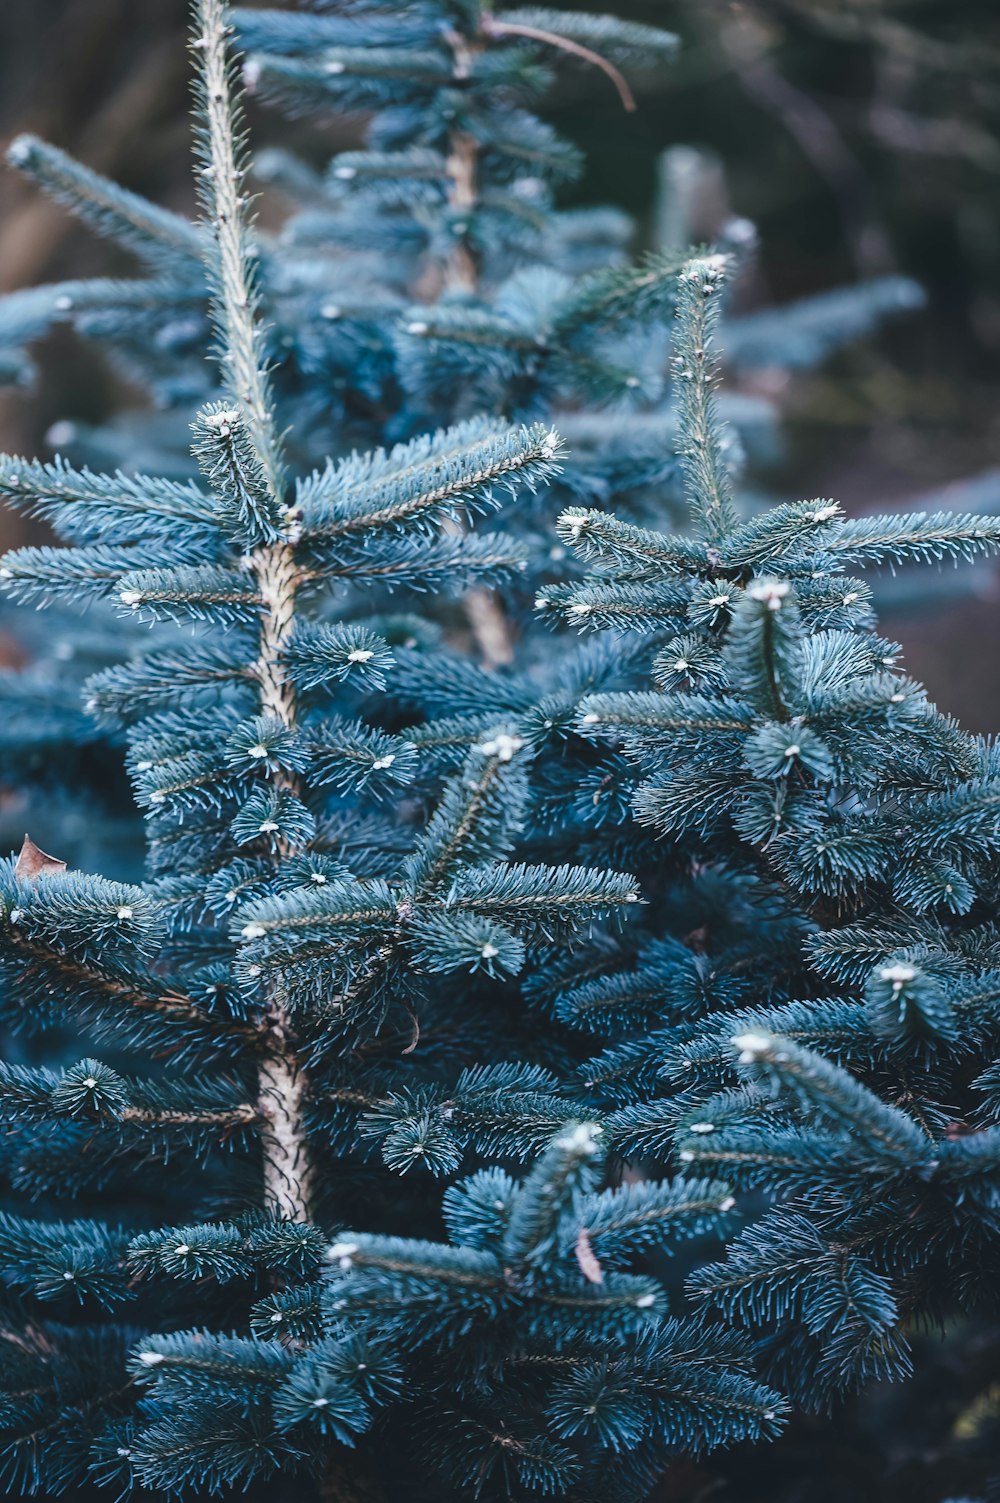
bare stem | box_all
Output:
[481,13,637,112]
[442,29,481,294]
[441,25,516,665]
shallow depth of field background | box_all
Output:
[1,0,998,725]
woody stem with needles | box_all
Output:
[196,0,314,1222]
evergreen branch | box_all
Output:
[0,925,246,1052]
[730,1032,934,1166]
[115,565,264,627]
[555,508,714,573]
[578,691,754,734]
[301,422,561,542]
[672,256,738,544]
[0,278,205,387]
[826,510,1000,566]
[0,454,216,536]
[405,741,529,898]
[193,0,284,498]
[7,134,204,274]
[0,544,214,608]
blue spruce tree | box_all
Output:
[537,253,1000,1492]
[0,6,782,1499]
[2,3,999,1502]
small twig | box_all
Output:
[481,13,637,112]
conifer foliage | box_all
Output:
[0,5,775,1500]
[2,3,1000,1503]
[543,257,1000,1432]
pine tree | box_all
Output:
[3,4,1000,1502]
[0,8,781,1499]
[536,253,1000,1473]
[0,0,927,874]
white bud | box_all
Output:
[475,733,523,763]
[406,321,429,336]
[879,963,917,992]
[174,1244,191,1256]
[371,754,395,770]
[138,1351,166,1367]
[328,1240,358,1270]
[809,503,840,523]
[719,1196,736,1212]
[708,594,730,607]
[555,1122,602,1154]
[8,908,24,924]
[558,510,587,536]
[8,135,33,167]
[310,872,328,884]
[635,1293,657,1308]
[241,922,266,940]
[242,59,261,89]
[63,1270,75,1281]
[258,820,280,833]
[119,591,142,608]
[270,1311,283,1322]
[842,592,859,606]
[204,407,240,431]
[82,1077,98,1089]
[347,648,374,663]
[580,712,600,725]
[689,1121,715,1135]
[116,906,133,921]
[312,1396,330,1408]
[732,1031,772,1062]
[673,659,689,672]
[747,580,790,611]
[333,165,357,180]
[480,942,499,960]
[542,428,559,455]
[247,743,269,759]
[54,294,74,312]
[324,59,346,74]
[321,303,342,320]
[784,745,800,759]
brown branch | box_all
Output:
[481,14,637,112]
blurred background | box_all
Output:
[1,0,999,725]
